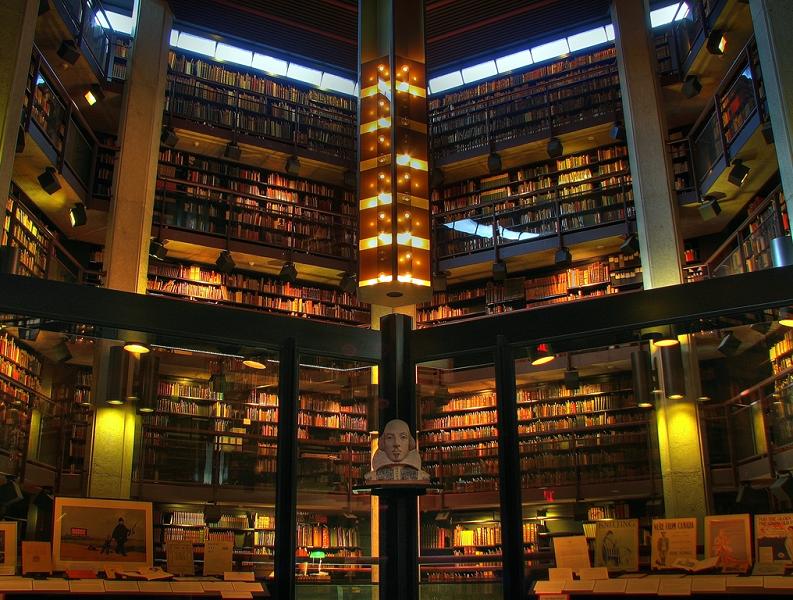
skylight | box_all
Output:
[215,43,253,67]
[567,27,609,53]
[321,73,356,95]
[286,63,323,87]
[495,49,534,74]
[252,53,288,76]
[530,38,570,63]
[428,71,464,94]
[176,32,216,58]
[461,60,498,84]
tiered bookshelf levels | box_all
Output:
[147,262,370,326]
[51,368,92,474]
[769,329,793,448]
[165,51,356,162]
[2,188,50,279]
[517,376,654,493]
[428,47,621,163]
[417,252,642,327]
[431,144,633,260]
[155,147,357,261]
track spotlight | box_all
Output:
[431,168,445,188]
[161,127,179,147]
[339,272,357,295]
[681,75,702,98]
[224,141,241,161]
[642,326,679,347]
[660,344,685,400]
[38,167,61,194]
[69,203,87,227]
[57,39,81,65]
[610,121,626,141]
[728,159,749,187]
[280,261,298,283]
[123,341,150,354]
[136,353,159,414]
[547,137,564,158]
[285,155,300,176]
[698,196,721,221]
[706,29,727,55]
[554,246,572,267]
[487,152,502,174]
[149,238,167,261]
[530,343,555,366]
[432,271,448,292]
[620,233,640,255]
[105,345,130,405]
[84,84,104,106]
[492,260,507,282]
[564,368,580,391]
[717,332,741,356]
[215,249,236,274]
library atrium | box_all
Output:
[1,0,793,598]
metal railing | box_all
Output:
[53,0,116,81]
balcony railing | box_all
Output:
[53,0,116,82]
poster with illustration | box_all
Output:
[755,513,793,564]
[704,514,752,570]
[651,518,697,570]
[594,519,639,572]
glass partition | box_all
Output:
[417,357,502,600]
[295,354,378,599]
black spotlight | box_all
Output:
[631,349,653,407]
[224,142,241,161]
[285,155,300,176]
[698,196,721,221]
[149,238,167,261]
[706,29,727,55]
[610,121,626,141]
[487,152,502,174]
[280,261,298,283]
[554,246,572,267]
[69,202,87,227]
[339,272,357,295]
[215,249,236,274]
[492,260,507,282]
[682,75,702,98]
[620,233,640,256]
[529,343,555,366]
[431,168,445,188]
[343,170,357,189]
[547,137,564,159]
[717,332,741,357]
[728,159,750,187]
[432,271,448,292]
[161,127,179,147]
[57,39,81,65]
[564,368,580,391]
[38,167,61,194]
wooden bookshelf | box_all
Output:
[147,261,370,326]
[2,187,51,279]
[51,367,92,475]
[165,51,355,163]
[111,36,131,81]
[93,134,117,200]
[154,147,357,261]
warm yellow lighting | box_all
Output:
[377,117,392,128]
[654,338,679,347]
[396,275,431,286]
[360,120,378,134]
[378,64,385,71]
[668,393,684,400]
[396,233,430,249]
[408,85,426,97]
[360,193,393,210]
[123,343,150,354]
[396,81,409,93]
[84,90,97,105]
[396,153,411,166]
[107,399,125,405]
[533,356,555,366]
[401,65,409,72]
[138,407,155,413]
[243,358,266,369]
[410,157,428,171]
[638,402,653,408]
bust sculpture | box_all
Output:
[365,419,430,482]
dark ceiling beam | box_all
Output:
[320,0,357,12]
[207,0,356,45]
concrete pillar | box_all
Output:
[611,0,684,289]
[749,0,793,224]
[612,0,708,526]
[103,0,172,293]
[0,0,37,198]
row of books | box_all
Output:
[297,428,368,444]
[0,332,43,377]
[518,412,646,433]
[296,412,367,431]
[517,380,628,402]
[295,523,359,549]
[426,459,498,479]
[420,425,498,443]
[423,411,497,430]
[422,441,500,462]
[158,380,223,400]
[516,394,630,418]
[300,396,367,415]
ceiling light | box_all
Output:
[492,260,507,282]
[339,272,357,294]
[697,395,712,402]
[547,137,564,158]
[660,344,685,400]
[530,343,555,366]
[610,121,626,141]
[717,332,741,356]
[620,233,639,255]
[38,167,61,194]
[149,238,167,261]
[728,159,749,187]
[84,84,104,106]
[216,249,236,274]
[280,261,298,283]
[123,342,150,354]
[554,246,572,267]
[285,155,300,176]
[706,29,727,55]
[631,349,653,408]
[779,308,793,328]
[69,203,87,227]
[681,75,702,98]
[243,357,266,370]
[698,196,721,221]
[224,141,241,161]
[57,39,81,64]
[487,152,502,174]
[161,127,179,147]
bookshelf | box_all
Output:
[111,36,131,81]
[147,261,370,326]
[2,187,51,279]
[416,252,641,327]
[154,147,357,261]
[93,135,117,201]
[431,144,633,261]
[51,367,92,475]
[165,51,356,163]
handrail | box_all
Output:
[52,0,115,80]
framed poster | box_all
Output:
[755,513,793,564]
[0,522,17,575]
[52,497,153,571]
[704,514,752,570]
[593,519,639,572]
[651,518,697,569]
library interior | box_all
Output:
[1,0,793,598]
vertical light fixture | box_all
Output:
[659,344,685,400]
[358,0,431,306]
[631,348,653,408]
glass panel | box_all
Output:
[31,75,67,153]
[295,354,378,598]
[64,120,93,187]
[691,111,721,184]
[719,65,756,146]
[417,357,502,600]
